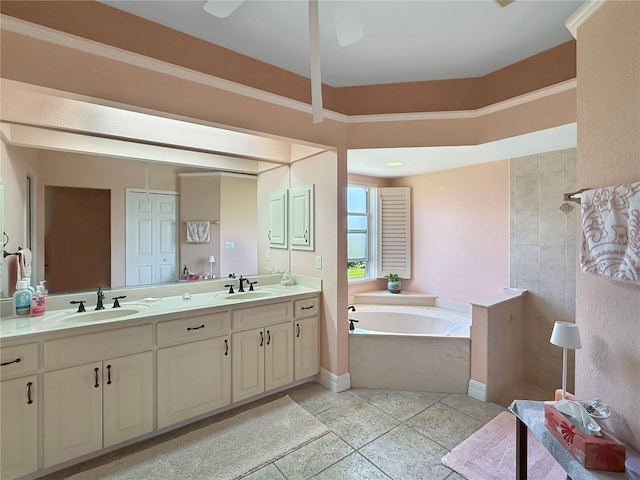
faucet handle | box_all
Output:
[112,295,126,308]
[224,284,235,294]
[248,280,258,291]
[70,300,87,313]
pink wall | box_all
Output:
[392,161,510,302]
[575,1,640,451]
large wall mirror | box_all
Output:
[0,82,323,297]
[0,139,290,296]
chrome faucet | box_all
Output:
[96,287,105,310]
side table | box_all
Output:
[508,400,629,480]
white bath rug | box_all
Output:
[68,395,329,480]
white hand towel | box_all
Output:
[186,221,211,243]
[580,181,640,285]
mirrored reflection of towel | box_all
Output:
[580,181,640,285]
[186,221,211,243]
[17,248,32,280]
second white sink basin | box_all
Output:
[224,291,275,300]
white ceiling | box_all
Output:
[348,123,577,178]
[101,0,582,87]
[99,0,582,176]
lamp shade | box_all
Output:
[209,256,216,263]
[550,321,582,349]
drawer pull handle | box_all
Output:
[266,330,271,345]
[304,229,308,243]
[187,324,205,331]
[301,305,314,310]
[27,381,33,404]
[94,367,100,388]
[268,230,271,241]
[107,365,112,385]
[224,339,229,356]
[296,323,301,338]
[259,331,264,347]
[1,357,21,366]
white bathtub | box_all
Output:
[350,305,470,337]
[348,303,471,393]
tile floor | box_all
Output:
[42,381,551,480]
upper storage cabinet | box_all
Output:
[290,184,314,250]
[268,189,288,249]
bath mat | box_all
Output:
[441,411,566,480]
[68,395,329,480]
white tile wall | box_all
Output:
[510,148,577,391]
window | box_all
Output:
[347,185,372,279]
[347,185,411,281]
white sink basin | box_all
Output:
[45,306,148,325]
[224,291,276,300]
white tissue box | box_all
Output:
[544,403,625,472]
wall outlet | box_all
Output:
[225,241,235,249]
[316,255,322,269]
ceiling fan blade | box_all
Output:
[203,0,244,18]
[329,1,363,47]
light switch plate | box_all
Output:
[316,255,322,269]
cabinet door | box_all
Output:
[43,363,103,468]
[103,351,154,447]
[265,322,294,391]
[157,337,231,429]
[232,328,265,403]
[290,184,314,250]
[1,376,38,479]
[268,189,288,248]
[295,316,320,380]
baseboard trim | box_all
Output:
[318,368,351,392]
[468,379,487,402]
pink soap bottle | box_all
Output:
[31,286,46,317]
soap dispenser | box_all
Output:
[13,280,31,318]
[31,285,46,317]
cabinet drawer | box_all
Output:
[232,302,292,330]
[157,312,230,346]
[44,324,152,369]
[1,343,38,380]
[294,297,319,318]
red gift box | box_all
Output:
[544,403,626,472]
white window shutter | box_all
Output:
[377,187,411,279]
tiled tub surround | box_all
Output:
[509,148,578,392]
[0,275,321,480]
[348,292,472,393]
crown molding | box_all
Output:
[565,0,607,39]
[1,14,575,126]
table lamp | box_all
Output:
[209,255,216,278]
[550,321,582,400]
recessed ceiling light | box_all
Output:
[386,161,404,167]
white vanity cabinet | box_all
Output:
[1,343,39,479]
[156,312,231,429]
[42,325,154,468]
[293,297,320,380]
[231,302,294,402]
[231,322,294,402]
